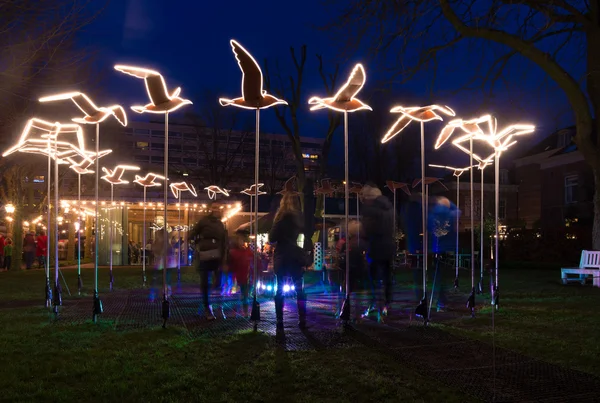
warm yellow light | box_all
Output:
[381,105,455,144]
[101,164,140,185]
[308,64,371,113]
[170,181,198,198]
[39,92,128,126]
[4,204,15,214]
[6,216,13,222]
[241,183,266,196]
[133,172,165,188]
[114,65,192,114]
[23,221,30,226]
[205,185,230,200]
[101,201,106,206]
[221,204,242,222]
[219,40,288,110]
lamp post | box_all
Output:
[382,105,455,325]
[134,173,165,286]
[115,65,191,327]
[101,165,140,291]
[429,164,474,289]
[169,181,198,287]
[309,63,371,323]
[219,39,288,324]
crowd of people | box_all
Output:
[0,231,48,271]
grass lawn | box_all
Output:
[0,266,469,402]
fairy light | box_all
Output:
[308,64,371,113]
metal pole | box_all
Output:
[455,175,460,287]
[323,195,326,258]
[250,108,260,322]
[357,194,360,247]
[53,139,61,316]
[46,140,52,308]
[494,152,500,309]
[421,122,427,300]
[77,173,82,295]
[470,137,474,290]
[339,110,351,322]
[480,167,484,292]
[109,184,114,291]
[177,193,181,287]
[162,112,170,327]
[93,123,101,322]
[249,196,253,242]
[142,187,147,286]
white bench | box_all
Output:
[561,250,600,287]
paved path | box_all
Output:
[48,283,600,403]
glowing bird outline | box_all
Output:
[219,40,288,110]
[412,177,449,191]
[114,65,192,113]
[134,173,166,188]
[381,105,456,144]
[241,183,266,197]
[277,177,299,196]
[204,185,230,200]
[39,92,127,126]
[315,178,336,196]
[308,64,372,112]
[66,150,113,175]
[429,164,477,178]
[170,182,198,198]
[385,180,412,196]
[101,165,140,185]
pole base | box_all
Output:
[77,274,83,296]
[467,288,476,318]
[93,290,103,323]
[109,272,114,292]
[415,296,428,325]
[477,278,484,295]
[142,273,147,288]
[161,294,170,328]
[339,295,351,323]
[52,281,62,317]
[453,276,459,290]
[45,277,52,308]
[250,296,260,322]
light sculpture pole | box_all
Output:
[169,181,198,287]
[381,105,455,325]
[101,165,140,291]
[115,65,191,328]
[429,164,475,289]
[38,92,127,322]
[349,183,363,244]
[219,39,288,323]
[309,63,372,323]
[66,151,111,295]
[133,173,165,286]
[241,183,266,242]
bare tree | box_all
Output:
[328,1,600,248]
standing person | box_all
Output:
[151,229,176,300]
[269,193,308,329]
[361,183,396,316]
[23,232,36,270]
[0,233,5,269]
[36,231,48,270]
[228,230,253,317]
[3,238,13,270]
[190,204,228,320]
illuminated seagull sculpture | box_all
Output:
[277,177,300,196]
[101,164,140,291]
[429,164,476,290]
[115,65,192,325]
[219,39,289,322]
[204,185,229,200]
[134,173,166,286]
[309,63,372,323]
[241,184,266,240]
[169,181,197,286]
[39,92,128,323]
[381,104,455,325]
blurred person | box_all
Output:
[36,231,48,270]
[269,193,308,329]
[23,232,36,270]
[190,204,228,320]
[228,231,253,316]
[3,238,12,270]
[361,183,396,316]
[150,229,176,301]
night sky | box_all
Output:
[78,0,580,166]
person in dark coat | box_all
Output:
[269,193,307,329]
[361,183,396,316]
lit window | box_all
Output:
[33,176,45,183]
[565,175,578,204]
[136,141,149,150]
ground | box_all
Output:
[0,261,598,402]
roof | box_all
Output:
[517,126,576,159]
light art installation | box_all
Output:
[204,185,229,200]
[476,160,493,295]
[102,164,140,290]
[309,63,371,323]
[381,105,455,325]
[316,179,335,261]
[277,177,299,196]
[241,183,266,241]
[39,92,128,323]
[67,151,113,295]
[134,173,165,286]
[429,164,475,288]
[385,181,411,250]
[220,39,289,323]
[115,64,192,327]
[169,181,197,286]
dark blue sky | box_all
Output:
[79,0,579,163]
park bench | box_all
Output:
[561,250,600,287]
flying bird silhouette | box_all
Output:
[66,150,112,175]
[114,65,192,113]
[101,165,140,185]
[315,178,335,196]
[412,177,448,191]
[170,182,198,198]
[134,173,166,188]
[39,92,127,126]
[429,164,476,178]
[241,183,266,196]
[381,105,456,144]
[204,185,230,200]
[386,181,411,196]
[308,64,372,112]
[277,177,299,196]
[219,40,288,109]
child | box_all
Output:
[4,238,13,271]
[228,231,253,317]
